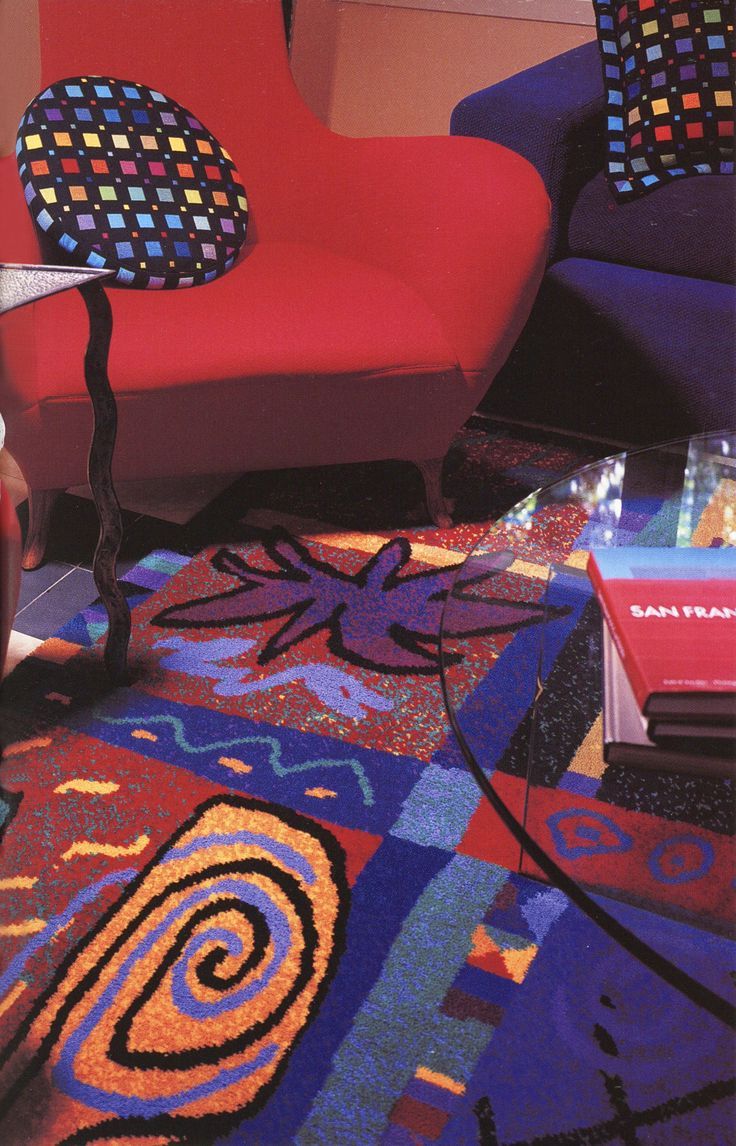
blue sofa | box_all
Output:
[451,42,736,445]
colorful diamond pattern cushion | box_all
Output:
[16,76,248,288]
[593,0,735,200]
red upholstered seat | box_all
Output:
[0,0,549,560]
[14,242,461,485]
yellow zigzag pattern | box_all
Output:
[61,834,151,861]
[3,737,52,757]
[54,780,120,795]
[0,919,46,936]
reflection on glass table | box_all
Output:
[440,432,735,1028]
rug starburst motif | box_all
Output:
[153,529,564,675]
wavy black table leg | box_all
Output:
[78,281,132,684]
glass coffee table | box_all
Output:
[440,431,735,1027]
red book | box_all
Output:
[601,623,735,776]
[587,547,736,723]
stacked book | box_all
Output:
[587,547,736,777]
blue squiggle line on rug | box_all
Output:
[170,887,290,1019]
[0,868,137,1004]
[154,635,393,718]
[155,636,258,698]
[98,714,376,806]
[53,878,282,1113]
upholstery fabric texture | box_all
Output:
[0,0,550,503]
[450,41,606,260]
[593,0,734,200]
[23,242,463,484]
[16,75,248,288]
[450,39,735,444]
[481,259,736,442]
[567,172,736,283]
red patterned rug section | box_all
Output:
[459,773,735,926]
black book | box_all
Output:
[601,622,735,778]
[648,714,736,747]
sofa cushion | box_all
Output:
[593,0,734,201]
[481,258,736,443]
[567,172,736,284]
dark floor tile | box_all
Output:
[15,493,140,569]
[76,512,191,574]
[123,514,193,563]
[188,460,431,534]
[56,577,158,648]
[16,561,77,612]
[12,567,98,640]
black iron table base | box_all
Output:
[78,281,131,683]
[0,264,131,684]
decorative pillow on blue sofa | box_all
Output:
[16,76,248,288]
[593,0,734,200]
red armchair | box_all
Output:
[0,416,21,672]
[0,0,549,568]
[0,483,21,675]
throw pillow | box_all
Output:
[16,76,248,288]
[593,0,734,200]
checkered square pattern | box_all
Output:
[16,76,248,288]
[593,0,735,200]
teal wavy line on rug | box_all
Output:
[98,714,376,806]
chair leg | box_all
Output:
[415,457,454,528]
[22,488,61,570]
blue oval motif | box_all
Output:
[547,809,633,860]
[648,834,715,884]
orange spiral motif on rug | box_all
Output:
[0,795,349,1143]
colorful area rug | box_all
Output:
[0,422,734,1144]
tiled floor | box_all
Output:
[2,451,239,675]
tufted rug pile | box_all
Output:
[0,421,733,1144]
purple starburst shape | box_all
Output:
[153,530,566,675]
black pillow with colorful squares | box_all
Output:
[593,0,734,200]
[16,76,248,288]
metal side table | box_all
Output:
[0,262,131,684]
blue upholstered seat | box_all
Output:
[450,41,736,444]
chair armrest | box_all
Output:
[0,123,549,423]
[450,41,606,260]
[302,132,550,388]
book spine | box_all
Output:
[587,554,652,713]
